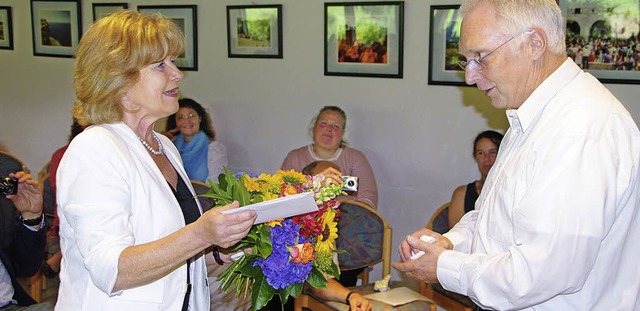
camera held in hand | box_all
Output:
[341,176,358,192]
[0,176,18,195]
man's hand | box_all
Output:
[392,228,452,283]
[6,171,42,220]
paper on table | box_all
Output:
[221,192,318,224]
[363,287,431,307]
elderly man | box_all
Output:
[393,0,640,310]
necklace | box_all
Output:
[138,132,164,156]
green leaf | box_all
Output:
[279,283,303,302]
[251,273,276,311]
[306,267,329,288]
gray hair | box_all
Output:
[459,0,566,55]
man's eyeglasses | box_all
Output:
[458,30,529,71]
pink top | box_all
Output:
[281,145,378,209]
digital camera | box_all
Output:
[340,176,358,192]
[0,176,18,195]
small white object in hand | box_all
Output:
[409,235,436,260]
[230,251,245,261]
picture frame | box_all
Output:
[324,1,404,79]
[0,6,13,50]
[93,3,128,21]
[559,0,640,84]
[30,0,81,58]
[226,5,283,58]
[428,5,467,86]
[138,5,198,71]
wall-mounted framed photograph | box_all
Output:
[428,5,467,86]
[324,1,404,79]
[559,0,639,84]
[93,3,128,21]
[226,4,282,58]
[138,5,198,71]
[0,6,13,50]
[30,0,81,58]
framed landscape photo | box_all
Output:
[138,5,198,71]
[0,6,13,50]
[226,4,282,58]
[30,0,81,58]
[559,0,640,84]
[324,1,404,78]
[93,3,128,21]
[428,5,467,86]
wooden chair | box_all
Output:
[0,151,45,302]
[419,202,474,311]
[294,200,392,311]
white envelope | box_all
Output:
[363,287,431,307]
[221,192,319,224]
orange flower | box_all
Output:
[281,184,299,196]
[290,242,316,264]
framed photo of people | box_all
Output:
[93,3,128,21]
[226,4,283,58]
[138,5,198,71]
[428,5,467,86]
[30,0,82,58]
[559,0,640,84]
[324,1,404,78]
[0,6,13,50]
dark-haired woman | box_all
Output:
[166,98,228,182]
[448,130,504,226]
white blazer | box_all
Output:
[56,122,210,310]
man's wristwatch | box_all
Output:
[21,213,43,226]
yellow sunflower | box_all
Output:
[316,208,338,253]
[276,169,308,185]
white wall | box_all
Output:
[1,0,638,289]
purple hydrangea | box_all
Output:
[254,219,313,289]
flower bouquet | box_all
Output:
[203,168,346,310]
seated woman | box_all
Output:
[165,98,228,182]
[281,106,378,210]
[281,106,377,287]
[448,130,504,227]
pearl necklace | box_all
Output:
[138,132,164,156]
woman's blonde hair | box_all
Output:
[72,10,185,126]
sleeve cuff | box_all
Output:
[436,250,470,295]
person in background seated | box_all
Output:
[448,130,503,227]
[281,106,378,210]
[165,98,228,182]
[0,167,52,310]
[281,106,378,287]
[41,120,86,279]
[56,10,256,310]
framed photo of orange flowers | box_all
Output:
[324,1,404,79]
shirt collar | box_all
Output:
[506,58,581,133]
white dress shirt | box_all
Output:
[56,123,210,310]
[439,59,640,310]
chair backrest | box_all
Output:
[191,180,216,211]
[427,202,451,234]
[336,199,392,278]
[0,151,24,177]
